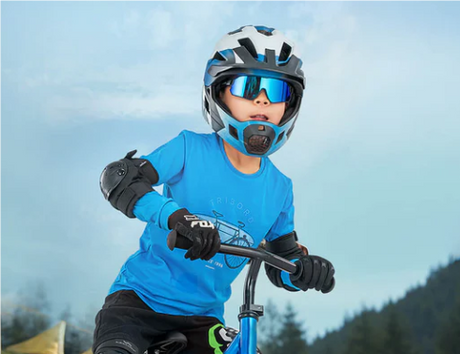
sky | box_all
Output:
[2,1,460,343]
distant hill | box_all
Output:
[309,258,460,354]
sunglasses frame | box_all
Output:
[225,76,292,103]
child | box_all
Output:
[96,25,335,354]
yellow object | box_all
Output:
[3,321,66,354]
[81,349,93,354]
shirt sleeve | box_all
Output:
[133,131,187,229]
[264,179,295,242]
[264,179,300,290]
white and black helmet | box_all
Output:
[202,25,306,157]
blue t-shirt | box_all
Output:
[109,130,294,323]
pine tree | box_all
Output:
[320,341,336,354]
[274,302,309,353]
[1,283,51,348]
[61,305,87,354]
[435,294,460,354]
[259,299,282,354]
[382,305,418,354]
[1,311,44,348]
[344,310,381,354]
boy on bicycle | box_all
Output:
[95,25,335,354]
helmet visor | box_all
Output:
[229,76,292,103]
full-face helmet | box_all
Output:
[202,25,306,157]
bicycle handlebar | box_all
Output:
[167,230,298,274]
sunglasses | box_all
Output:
[227,76,292,103]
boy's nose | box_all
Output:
[253,90,270,106]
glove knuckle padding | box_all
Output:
[322,277,336,293]
[294,255,336,293]
[322,265,335,293]
[309,258,321,289]
[206,231,221,260]
[100,151,159,218]
[187,233,203,260]
[171,209,221,261]
[264,231,304,291]
[175,222,190,238]
[201,232,213,259]
[302,258,314,289]
[198,231,208,255]
[316,263,328,291]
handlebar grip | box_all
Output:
[167,230,193,251]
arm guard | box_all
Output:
[100,150,159,218]
[264,231,305,292]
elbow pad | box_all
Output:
[100,150,159,218]
[264,231,304,292]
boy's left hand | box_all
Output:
[290,255,335,293]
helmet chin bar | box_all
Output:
[214,104,295,157]
[243,124,276,155]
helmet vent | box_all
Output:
[238,38,258,59]
[229,125,239,139]
[276,131,285,144]
[248,135,271,153]
[257,29,273,37]
[213,52,226,61]
[279,42,292,62]
[204,97,210,112]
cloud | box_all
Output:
[269,3,362,172]
[146,9,175,49]
[44,84,200,121]
[16,3,352,125]
[124,10,141,29]
[109,9,141,37]
[12,3,242,123]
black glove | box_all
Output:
[168,209,221,261]
[290,255,335,293]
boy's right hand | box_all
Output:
[168,209,221,261]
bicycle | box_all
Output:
[147,230,298,354]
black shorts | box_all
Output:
[92,290,232,354]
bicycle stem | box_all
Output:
[239,257,264,321]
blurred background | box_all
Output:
[2,2,460,354]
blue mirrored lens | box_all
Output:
[230,76,291,103]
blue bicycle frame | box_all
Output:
[167,234,298,354]
[225,256,262,354]
[225,316,258,354]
